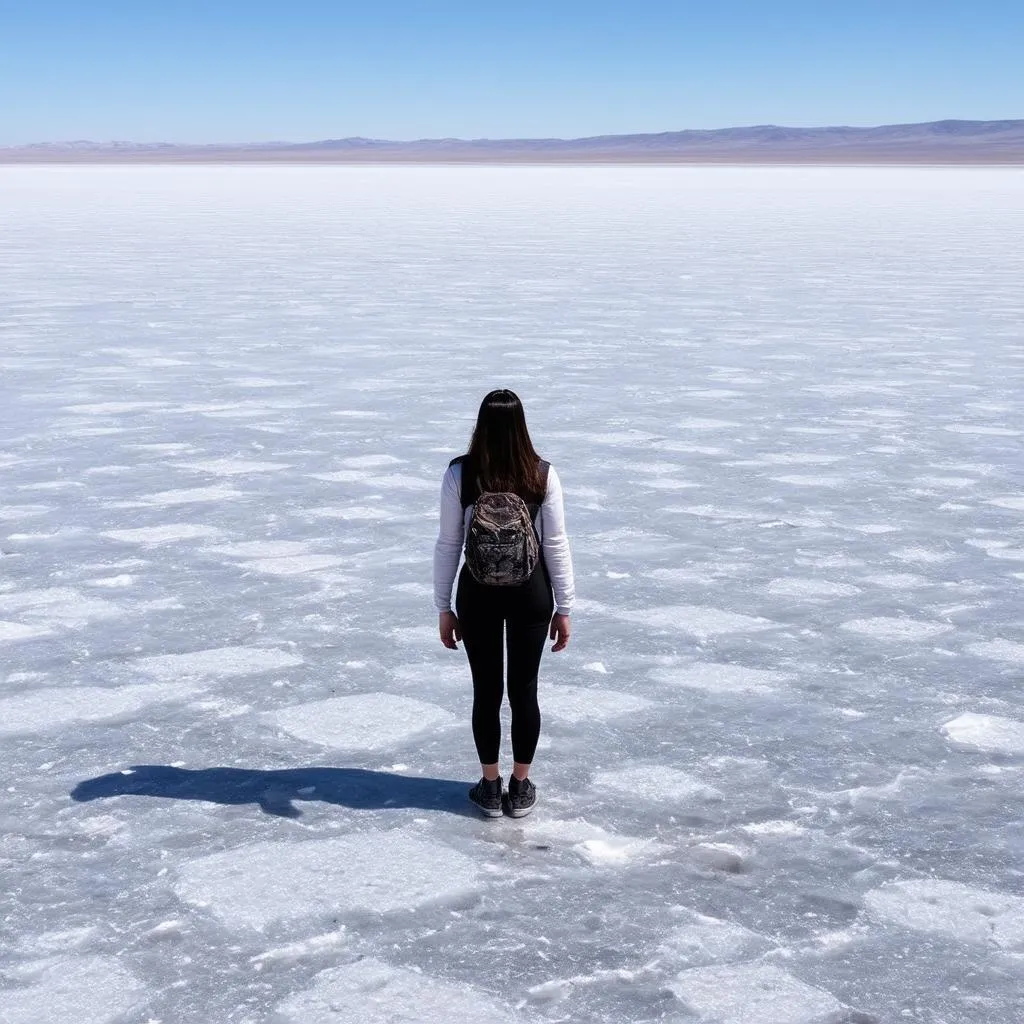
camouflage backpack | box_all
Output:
[452,457,550,586]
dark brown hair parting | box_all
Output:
[465,389,544,501]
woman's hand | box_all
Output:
[549,613,571,652]
[439,611,462,650]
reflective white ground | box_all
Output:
[1,165,1023,1023]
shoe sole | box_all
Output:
[503,794,537,818]
[469,796,503,818]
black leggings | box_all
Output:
[455,562,554,766]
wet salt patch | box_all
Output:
[990,496,1024,511]
[862,572,932,588]
[986,547,1024,561]
[65,426,126,436]
[104,524,222,544]
[967,639,1024,663]
[341,454,404,468]
[649,662,789,695]
[543,686,653,724]
[770,474,847,487]
[304,505,393,521]
[0,504,52,520]
[865,879,1024,949]
[0,620,52,643]
[208,539,312,558]
[945,424,1021,436]
[671,964,844,1024]
[0,588,121,627]
[591,765,720,802]
[277,958,519,1024]
[766,578,861,598]
[524,818,666,867]
[0,681,196,736]
[174,458,290,475]
[130,485,244,506]
[177,832,478,929]
[0,956,145,1024]
[659,914,773,967]
[390,624,440,645]
[942,712,1024,755]
[272,693,456,750]
[840,617,953,641]
[682,388,743,398]
[132,645,302,680]
[891,546,954,564]
[63,401,165,414]
[620,604,778,640]
[850,523,900,535]
[242,554,347,575]
[330,409,382,418]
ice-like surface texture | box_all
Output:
[2,165,1023,1023]
[272,693,458,750]
[865,879,1024,949]
[941,712,1024,754]
[277,959,521,1024]
[175,831,478,928]
[0,956,145,1024]
[669,963,845,1023]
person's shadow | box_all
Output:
[71,765,475,819]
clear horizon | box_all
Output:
[2,1,1022,146]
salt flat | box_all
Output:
[1,164,1023,1023]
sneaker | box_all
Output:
[505,776,537,818]
[468,776,503,818]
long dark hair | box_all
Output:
[465,389,544,500]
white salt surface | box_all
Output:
[967,639,1024,664]
[272,693,457,750]
[0,957,145,1024]
[670,963,844,1024]
[865,879,1024,949]
[619,604,778,640]
[3,164,1023,1023]
[277,959,520,1024]
[205,539,312,557]
[840,617,953,641]
[941,712,1024,755]
[241,554,346,575]
[0,620,51,643]
[658,913,773,967]
[103,523,222,544]
[766,578,861,598]
[542,685,653,724]
[591,765,720,802]
[0,681,197,736]
[174,458,290,474]
[649,662,790,695]
[176,832,479,928]
[132,645,303,679]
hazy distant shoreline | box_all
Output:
[4,119,1022,164]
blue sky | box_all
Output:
[2,1,1021,144]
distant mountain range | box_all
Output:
[3,120,1023,163]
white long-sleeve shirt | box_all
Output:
[432,461,575,615]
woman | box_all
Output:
[433,389,575,818]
